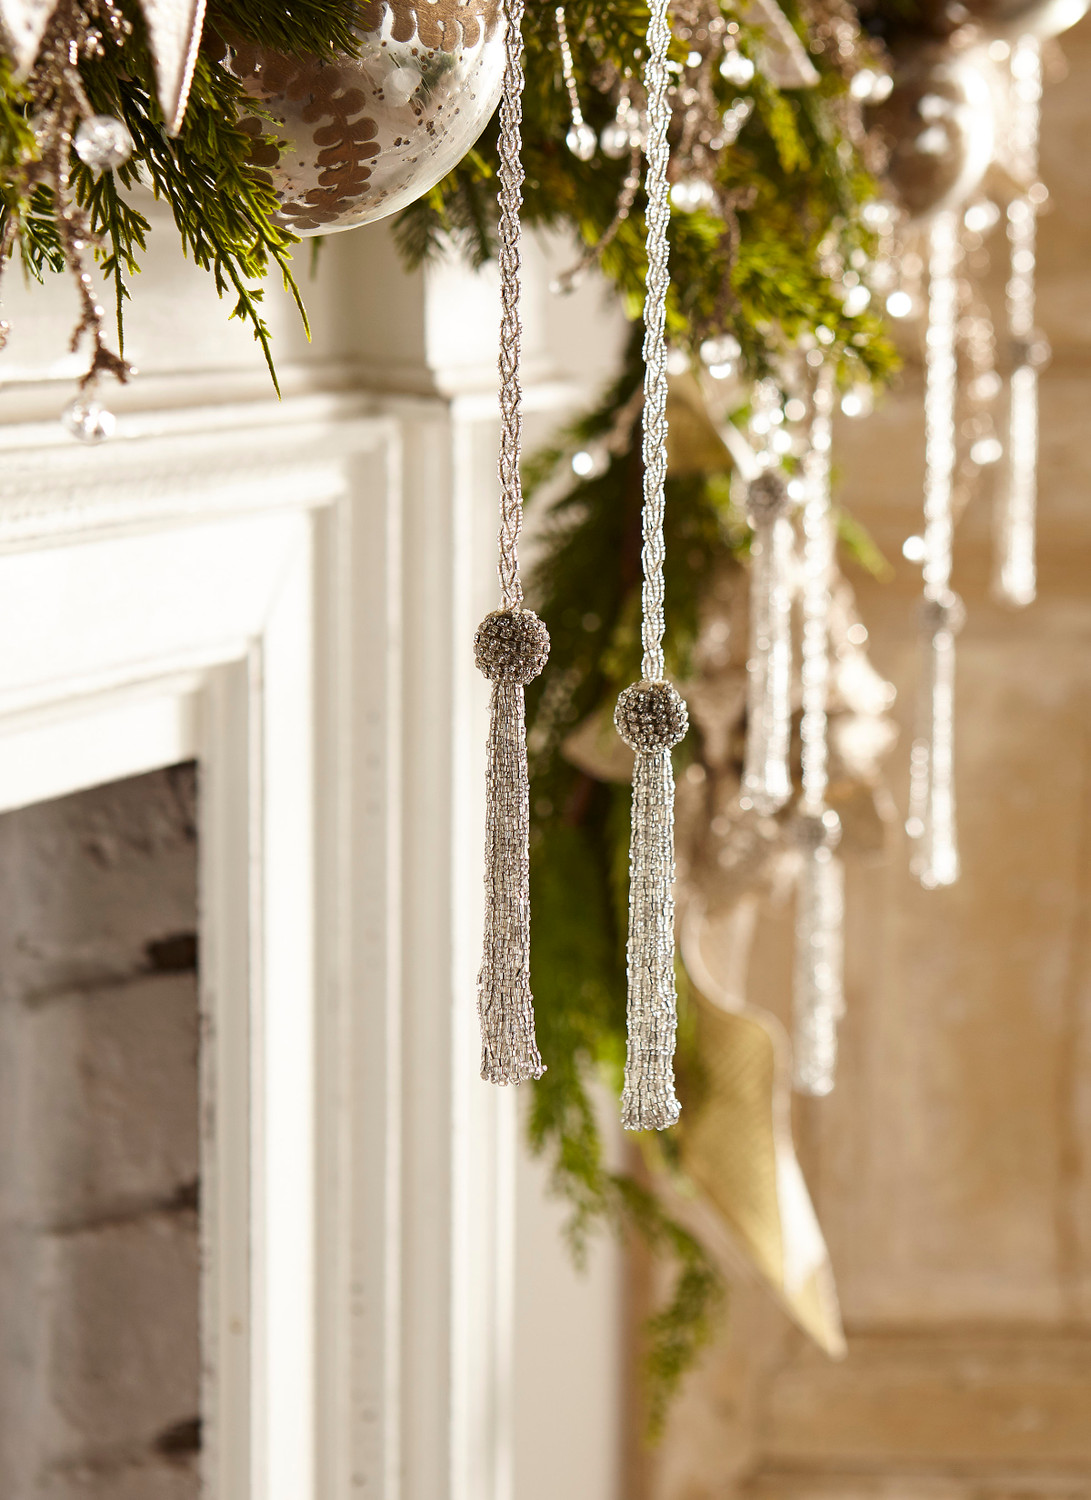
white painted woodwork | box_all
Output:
[0,215,627,1500]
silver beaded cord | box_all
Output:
[995,36,1043,608]
[617,0,684,1133]
[474,0,548,1085]
[792,366,845,1098]
[908,209,962,890]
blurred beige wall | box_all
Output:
[641,16,1091,1499]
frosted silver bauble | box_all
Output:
[870,48,995,220]
[962,0,1089,35]
[222,0,504,235]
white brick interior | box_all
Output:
[0,767,200,1500]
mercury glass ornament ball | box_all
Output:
[566,120,598,161]
[221,0,505,235]
[869,48,995,220]
[63,397,115,444]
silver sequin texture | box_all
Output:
[615,679,688,752]
[474,607,550,683]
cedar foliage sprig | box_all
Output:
[0,0,362,385]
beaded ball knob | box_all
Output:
[919,589,966,639]
[474,608,550,685]
[745,468,794,527]
[614,680,689,752]
[792,807,843,852]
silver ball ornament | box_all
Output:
[73,115,134,174]
[474,608,550,685]
[870,48,995,220]
[614,680,689,752]
[566,121,598,161]
[600,119,632,159]
[221,0,504,235]
[63,397,115,444]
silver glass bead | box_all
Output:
[74,115,134,174]
[63,397,116,444]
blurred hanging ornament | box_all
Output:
[221,0,505,235]
[616,0,686,1132]
[994,36,1047,605]
[792,366,846,1098]
[601,82,643,159]
[742,464,796,817]
[475,0,548,1086]
[555,5,596,160]
[870,47,995,219]
[908,209,963,888]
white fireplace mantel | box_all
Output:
[0,223,626,1500]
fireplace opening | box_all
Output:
[0,765,201,1499]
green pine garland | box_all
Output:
[0,0,900,1422]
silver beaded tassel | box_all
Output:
[908,209,964,889]
[473,0,549,1085]
[792,367,845,1097]
[615,0,687,1132]
[994,36,1044,608]
[742,466,796,815]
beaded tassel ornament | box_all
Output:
[742,457,796,817]
[473,0,550,1085]
[907,209,964,889]
[995,36,1046,608]
[792,366,845,1097]
[614,0,688,1133]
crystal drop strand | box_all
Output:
[910,209,963,889]
[741,443,795,816]
[995,36,1043,607]
[615,0,686,1133]
[555,6,596,161]
[473,0,549,1085]
[793,365,845,1096]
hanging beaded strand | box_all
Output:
[614,0,688,1132]
[908,208,964,889]
[995,36,1046,607]
[473,0,549,1085]
[555,6,596,160]
[741,445,796,817]
[792,365,845,1097]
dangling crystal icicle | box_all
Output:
[614,0,687,1132]
[909,209,964,889]
[473,0,549,1084]
[994,36,1045,607]
[792,366,845,1097]
[742,465,795,815]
